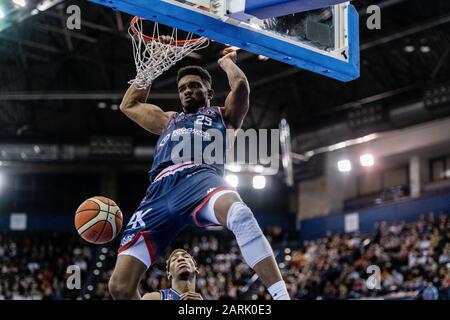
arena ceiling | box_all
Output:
[1,0,450,152]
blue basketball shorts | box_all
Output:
[117,162,238,269]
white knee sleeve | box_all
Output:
[227,202,274,268]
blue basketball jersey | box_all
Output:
[119,106,235,265]
[159,288,181,300]
[149,106,228,182]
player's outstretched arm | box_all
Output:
[120,83,175,135]
[142,292,162,300]
[218,47,250,130]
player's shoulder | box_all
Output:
[166,111,177,118]
[200,106,223,116]
[166,111,180,124]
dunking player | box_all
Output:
[143,249,202,300]
[108,47,290,300]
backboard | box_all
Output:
[90,0,360,82]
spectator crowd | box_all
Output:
[1,213,449,300]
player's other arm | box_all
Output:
[218,48,250,130]
[120,84,175,135]
[142,292,162,300]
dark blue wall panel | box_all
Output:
[300,192,450,241]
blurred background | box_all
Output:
[0,0,449,300]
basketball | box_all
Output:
[75,196,123,244]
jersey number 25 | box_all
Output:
[195,115,212,127]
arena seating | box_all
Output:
[1,213,448,300]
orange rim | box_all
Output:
[130,16,206,46]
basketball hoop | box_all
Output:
[128,17,209,89]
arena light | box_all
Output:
[37,0,64,12]
[13,0,27,7]
[226,163,242,173]
[225,174,239,188]
[253,165,264,173]
[420,45,431,53]
[424,83,450,109]
[337,160,352,172]
[0,9,5,19]
[404,45,415,53]
[252,175,266,189]
[360,154,374,167]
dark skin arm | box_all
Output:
[120,84,175,135]
[120,36,175,135]
[218,48,250,130]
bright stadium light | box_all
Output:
[253,165,264,173]
[360,154,374,167]
[337,160,352,172]
[0,9,5,19]
[13,0,27,7]
[227,163,242,172]
[225,174,239,188]
[252,175,266,189]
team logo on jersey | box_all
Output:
[159,133,171,147]
[201,107,217,117]
[120,233,135,247]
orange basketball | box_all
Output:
[75,196,123,244]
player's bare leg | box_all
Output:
[214,192,290,300]
[109,255,147,300]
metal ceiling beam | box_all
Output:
[0,0,65,33]
[360,14,450,50]
[0,34,62,53]
[313,83,423,117]
[357,0,410,15]
[0,91,177,101]
[42,10,129,39]
[0,90,231,101]
[32,23,98,43]
[244,13,450,95]
[431,43,450,80]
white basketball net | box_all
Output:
[128,18,209,89]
